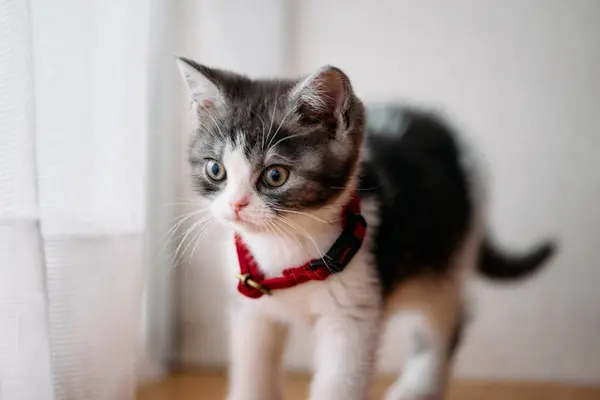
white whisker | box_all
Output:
[199,104,225,138]
[251,110,267,148]
[269,131,308,150]
[179,217,213,262]
[197,119,219,142]
[276,215,332,273]
[158,202,203,209]
[170,217,217,275]
[266,102,295,150]
[156,209,211,248]
[265,220,281,240]
[170,214,213,266]
[264,82,281,150]
[269,206,337,224]
[273,218,309,259]
[271,219,306,284]
[185,218,217,264]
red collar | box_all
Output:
[235,194,367,299]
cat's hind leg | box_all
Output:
[384,228,479,400]
[384,273,465,400]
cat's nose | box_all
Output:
[230,197,249,213]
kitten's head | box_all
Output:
[177,57,365,235]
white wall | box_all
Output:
[178,0,600,384]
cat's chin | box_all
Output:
[229,218,267,235]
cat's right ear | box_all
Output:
[175,57,224,112]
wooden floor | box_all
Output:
[137,370,600,400]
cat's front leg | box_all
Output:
[227,303,288,400]
[309,311,381,400]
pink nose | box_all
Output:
[231,198,249,213]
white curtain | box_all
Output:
[0,0,55,398]
[0,0,177,398]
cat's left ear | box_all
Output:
[289,66,353,130]
[175,56,225,111]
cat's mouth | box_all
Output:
[223,210,276,234]
[228,215,265,233]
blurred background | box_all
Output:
[1,0,599,399]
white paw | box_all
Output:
[385,349,448,400]
[384,366,443,400]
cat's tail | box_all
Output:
[477,237,556,281]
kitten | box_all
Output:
[176,57,555,400]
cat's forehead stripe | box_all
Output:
[223,145,254,184]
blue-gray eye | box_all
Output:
[263,166,289,187]
[205,159,226,181]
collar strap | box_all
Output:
[235,194,367,299]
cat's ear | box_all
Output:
[176,57,224,111]
[289,66,353,128]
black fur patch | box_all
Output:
[358,108,472,296]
